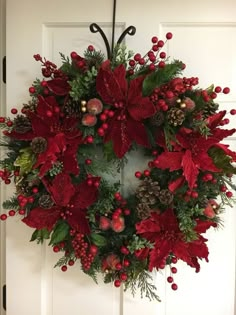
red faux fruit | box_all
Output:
[120,246,129,255]
[114,279,121,287]
[166,32,173,40]
[111,217,125,233]
[0,214,7,221]
[89,244,98,255]
[167,276,174,283]
[120,273,128,281]
[88,45,94,51]
[70,51,78,59]
[29,86,36,94]
[223,87,230,94]
[87,98,103,115]
[214,86,222,93]
[171,283,178,290]
[171,267,177,274]
[123,259,130,267]
[53,245,60,253]
[203,204,216,218]
[82,113,97,127]
[99,216,111,230]
[135,171,142,178]
[61,265,67,272]
[151,36,158,43]
[68,260,75,266]
[8,210,16,216]
[226,191,233,198]
[11,108,18,114]
[158,61,165,68]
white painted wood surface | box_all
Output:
[2,0,236,314]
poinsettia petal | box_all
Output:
[104,116,131,158]
[182,150,199,189]
[212,127,236,142]
[128,96,156,121]
[136,215,161,242]
[126,119,150,148]
[195,219,216,233]
[67,208,90,234]
[173,241,201,271]
[60,149,80,175]
[127,77,156,121]
[149,240,171,271]
[206,110,226,129]
[96,67,124,105]
[22,207,60,231]
[4,130,34,141]
[44,173,75,207]
[71,177,100,209]
[113,64,128,96]
[28,112,51,138]
[46,78,70,96]
[198,152,221,172]
[168,176,185,192]
[156,151,183,171]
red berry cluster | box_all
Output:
[70,51,87,72]
[113,258,131,288]
[149,77,198,111]
[33,54,63,79]
[97,109,115,137]
[166,257,178,291]
[71,232,97,270]
[0,169,12,185]
[127,32,173,75]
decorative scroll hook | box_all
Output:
[89,0,136,60]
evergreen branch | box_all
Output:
[125,270,160,302]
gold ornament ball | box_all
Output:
[180,103,186,109]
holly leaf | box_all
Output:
[208,147,236,174]
[14,147,36,175]
[90,233,107,247]
[49,221,70,245]
[30,228,51,243]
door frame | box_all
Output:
[0,0,6,314]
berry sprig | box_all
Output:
[127,32,173,75]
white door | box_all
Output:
[3,0,236,315]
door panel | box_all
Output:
[5,0,236,314]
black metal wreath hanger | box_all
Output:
[89,0,136,60]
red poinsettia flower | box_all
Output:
[96,63,156,158]
[156,111,236,189]
[7,95,83,178]
[22,173,100,234]
[136,208,215,272]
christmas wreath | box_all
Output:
[1,32,236,301]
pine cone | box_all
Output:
[38,194,54,208]
[202,102,219,119]
[22,101,36,112]
[136,178,160,205]
[158,189,174,205]
[167,107,185,126]
[31,137,47,154]
[149,111,165,126]
[136,203,151,220]
[63,99,82,118]
[13,115,32,133]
